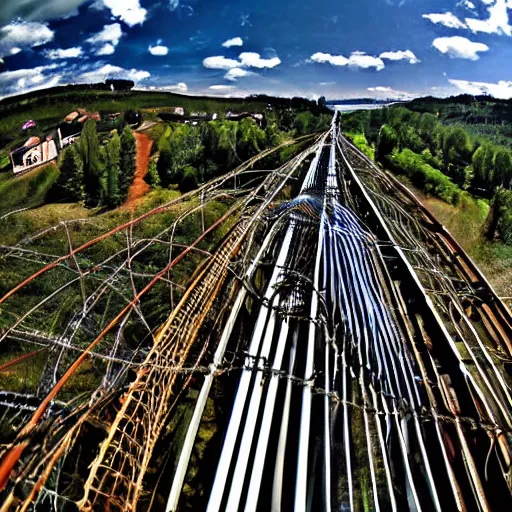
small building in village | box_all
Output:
[10,132,61,175]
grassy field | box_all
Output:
[345,128,512,302]
[405,182,512,302]
[345,132,374,160]
[0,164,59,217]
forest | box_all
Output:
[153,109,330,191]
[341,104,512,244]
[52,105,330,209]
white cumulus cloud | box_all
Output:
[432,35,489,60]
[161,82,188,92]
[310,51,384,70]
[203,55,241,69]
[239,52,281,68]
[79,64,150,83]
[149,44,168,56]
[45,47,83,59]
[380,49,420,63]
[368,86,414,98]
[222,37,243,48]
[422,12,468,29]
[310,52,349,66]
[449,78,512,98]
[209,85,236,90]
[203,51,281,77]
[349,52,385,70]
[97,43,115,55]
[224,67,256,81]
[465,0,512,36]
[86,23,123,56]
[0,20,54,57]
[101,0,147,27]
[424,1,512,36]
[0,64,61,96]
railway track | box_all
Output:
[0,133,324,510]
[0,114,510,510]
[170,118,512,511]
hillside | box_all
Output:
[340,95,512,306]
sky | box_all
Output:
[0,0,511,100]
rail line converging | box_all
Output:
[0,115,510,511]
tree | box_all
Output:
[179,165,199,192]
[80,119,103,207]
[471,144,494,190]
[376,124,398,162]
[419,113,439,152]
[493,148,512,188]
[54,145,84,201]
[442,127,471,168]
[293,111,315,136]
[145,160,161,188]
[156,125,203,186]
[119,126,136,198]
[106,79,135,91]
[264,110,282,148]
[441,126,472,184]
[104,134,121,208]
[157,146,173,187]
[214,121,238,168]
[237,117,266,160]
[484,186,512,240]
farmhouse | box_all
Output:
[10,132,61,175]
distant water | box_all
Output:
[330,104,389,113]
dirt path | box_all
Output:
[125,132,153,209]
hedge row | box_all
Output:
[389,148,461,205]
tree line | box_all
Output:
[52,107,330,207]
[53,120,136,208]
[342,106,512,243]
[155,110,331,192]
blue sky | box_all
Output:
[0,0,511,99]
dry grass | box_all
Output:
[405,183,512,304]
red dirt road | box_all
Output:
[125,132,153,209]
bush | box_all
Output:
[53,145,84,201]
[119,126,136,197]
[347,132,374,160]
[389,148,461,205]
[179,166,198,193]
[145,160,161,188]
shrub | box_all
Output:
[119,126,136,197]
[54,145,84,201]
[347,132,374,160]
[80,120,103,207]
[179,166,198,193]
[145,160,161,188]
[389,148,461,205]
[104,134,121,208]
